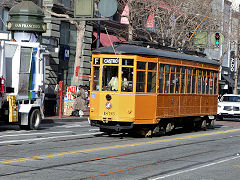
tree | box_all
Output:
[42,0,85,86]
[117,0,218,49]
[117,0,240,94]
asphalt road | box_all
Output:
[0,119,240,180]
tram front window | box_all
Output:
[102,66,119,91]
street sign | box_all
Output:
[98,0,118,17]
[193,32,207,47]
[74,0,94,17]
[64,46,70,61]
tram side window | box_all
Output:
[165,65,170,93]
[214,72,218,94]
[102,66,119,91]
[136,71,146,92]
[209,71,213,94]
[175,66,181,93]
[122,59,134,66]
[148,62,157,70]
[93,66,100,91]
[187,67,192,93]
[192,68,196,93]
[122,67,133,92]
[147,72,157,93]
[137,62,146,70]
[202,70,206,94]
[159,64,164,93]
[198,70,202,94]
[180,67,185,93]
[170,65,176,93]
[147,62,157,93]
[206,71,210,94]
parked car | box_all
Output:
[217,94,240,120]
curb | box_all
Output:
[42,116,89,124]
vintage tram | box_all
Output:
[89,43,219,136]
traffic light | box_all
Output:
[215,32,220,46]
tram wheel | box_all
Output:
[159,122,174,135]
[165,122,174,133]
[201,120,207,131]
[195,120,207,131]
[207,119,215,129]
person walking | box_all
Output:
[72,85,86,117]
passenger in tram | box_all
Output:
[108,72,119,91]
[121,75,128,91]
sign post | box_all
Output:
[58,81,64,118]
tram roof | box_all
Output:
[92,45,219,66]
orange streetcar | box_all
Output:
[89,43,219,136]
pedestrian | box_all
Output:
[218,94,222,101]
[72,85,86,117]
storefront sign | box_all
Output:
[63,86,77,116]
[7,22,46,32]
[230,51,235,79]
[66,86,76,100]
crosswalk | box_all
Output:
[0,121,100,145]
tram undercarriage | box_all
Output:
[91,116,215,137]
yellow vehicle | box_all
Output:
[89,43,219,136]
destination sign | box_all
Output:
[103,58,119,64]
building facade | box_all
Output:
[204,0,240,95]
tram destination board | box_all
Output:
[103,58,119,64]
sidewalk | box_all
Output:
[42,107,90,124]
[42,115,89,124]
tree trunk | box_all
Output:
[72,21,86,86]
[233,58,240,94]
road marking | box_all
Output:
[0,131,72,138]
[0,132,100,145]
[1,128,240,164]
[149,156,240,180]
[63,125,89,128]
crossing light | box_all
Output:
[215,32,220,46]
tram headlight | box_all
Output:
[106,94,112,101]
[106,102,112,109]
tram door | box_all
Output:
[135,58,158,124]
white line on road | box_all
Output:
[0,132,101,144]
[62,125,90,128]
[149,155,240,180]
[0,131,72,138]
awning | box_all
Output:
[93,32,126,47]
[222,75,234,87]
